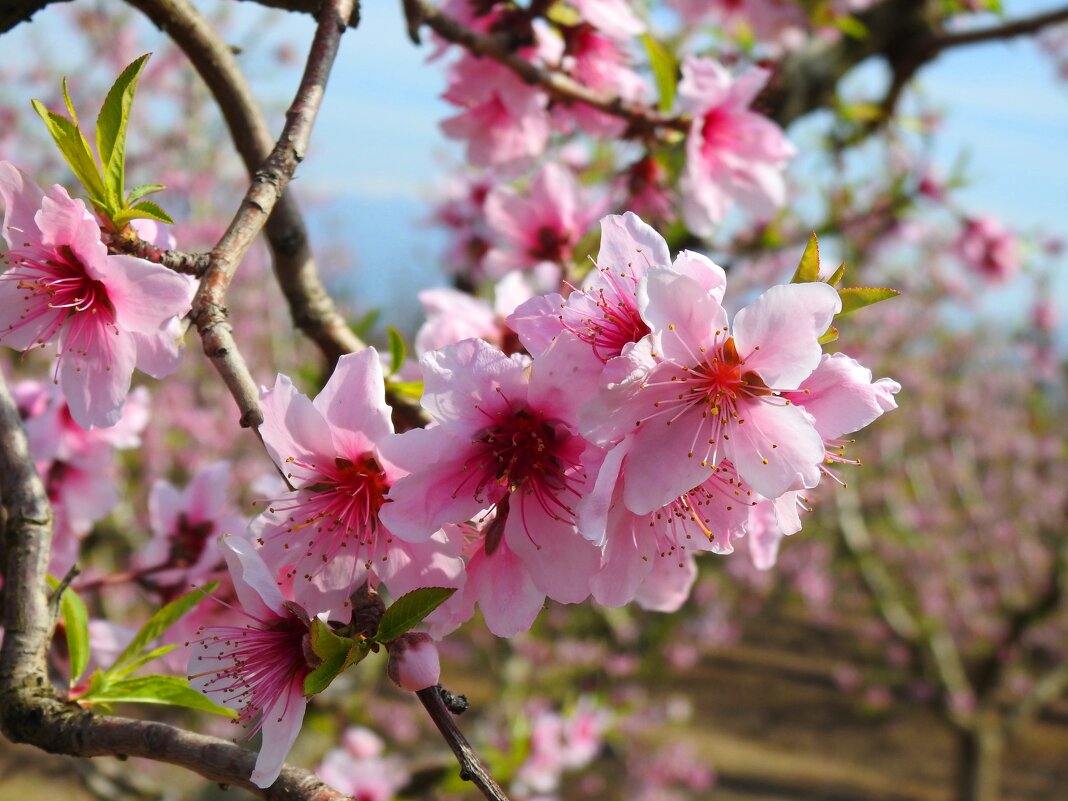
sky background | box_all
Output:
[4,0,1067,336]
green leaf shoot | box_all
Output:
[374,587,456,644]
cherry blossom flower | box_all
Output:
[556,26,649,137]
[188,537,313,789]
[253,349,464,614]
[415,271,531,357]
[571,0,645,40]
[0,162,195,428]
[316,727,409,801]
[12,378,148,575]
[583,271,841,510]
[380,337,601,606]
[136,461,247,595]
[578,437,753,609]
[440,56,551,172]
[953,214,1020,284]
[676,59,796,236]
[483,162,602,286]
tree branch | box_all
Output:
[0,0,68,34]
[0,371,347,801]
[107,227,212,277]
[401,0,687,140]
[928,5,1068,53]
[417,685,511,801]
[129,0,366,376]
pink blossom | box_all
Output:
[0,162,195,428]
[483,163,601,284]
[582,273,841,508]
[676,59,796,235]
[571,0,645,39]
[703,0,807,50]
[13,378,148,575]
[953,214,1020,284]
[316,727,408,801]
[380,337,601,608]
[441,56,551,172]
[415,271,531,356]
[137,461,247,594]
[188,537,313,788]
[556,27,649,136]
[579,437,753,609]
[253,349,464,614]
[386,632,441,691]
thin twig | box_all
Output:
[107,228,212,277]
[929,5,1068,52]
[417,685,511,801]
[0,372,349,801]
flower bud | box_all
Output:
[386,633,440,692]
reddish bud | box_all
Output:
[386,633,441,692]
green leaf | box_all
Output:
[126,182,166,205]
[374,587,456,644]
[791,233,821,283]
[386,379,423,401]
[80,674,236,717]
[112,200,174,226]
[833,15,869,39]
[642,34,677,113]
[31,99,107,206]
[386,326,406,376]
[47,577,90,686]
[109,582,217,675]
[110,644,179,680]
[350,308,381,339]
[96,54,151,208]
[545,1,582,25]
[61,78,80,127]
[836,287,900,316]
[818,325,839,345]
[303,618,367,696]
[827,262,846,287]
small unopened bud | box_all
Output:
[386,633,440,692]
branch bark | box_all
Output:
[417,685,512,801]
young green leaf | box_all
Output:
[108,581,217,675]
[374,587,456,644]
[642,34,678,113]
[827,262,847,287]
[303,618,367,696]
[31,99,107,207]
[387,326,407,376]
[791,233,821,283]
[96,54,151,208]
[61,78,80,127]
[46,577,91,687]
[80,674,237,717]
[112,200,174,226]
[836,287,900,316]
[109,644,180,680]
[818,325,840,345]
[125,182,166,205]
[385,380,424,402]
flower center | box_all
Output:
[529,225,571,263]
[170,513,216,568]
[561,268,650,362]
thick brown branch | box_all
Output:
[417,685,511,801]
[0,0,68,34]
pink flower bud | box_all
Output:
[386,633,440,692]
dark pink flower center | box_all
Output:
[562,269,650,362]
[699,107,735,161]
[170,513,216,568]
[528,225,572,263]
[456,404,581,553]
[190,611,310,736]
[264,453,391,574]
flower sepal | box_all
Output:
[303,617,370,697]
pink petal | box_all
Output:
[465,538,545,637]
[149,479,183,539]
[420,338,527,434]
[790,353,900,440]
[595,211,671,274]
[250,675,307,788]
[221,536,287,620]
[59,328,138,429]
[504,495,598,604]
[313,349,393,453]
[671,250,726,303]
[506,293,565,358]
[634,552,696,612]
[105,255,195,334]
[258,373,336,472]
[732,283,841,389]
[623,406,719,515]
[0,161,44,248]
[728,401,824,498]
[638,268,728,360]
[589,514,652,608]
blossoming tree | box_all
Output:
[0,2,1064,801]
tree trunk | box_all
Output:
[958,715,1004,801]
